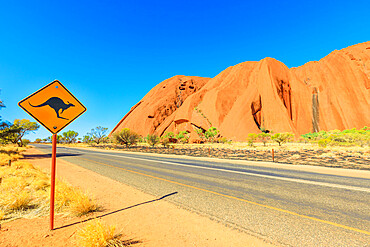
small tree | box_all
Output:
[88,126,109,144]
[146,134,160,147]
[62,130,79,144]
[271,133,294,146]
[176,131,189,144]
[246,133,258,147]
[113,128,140,147]
[56,134,64,144]
[257,132,271,146]
[34,138,42,143]
[83,134,94,144]
[204,127,219,143]
[195,127,205,140]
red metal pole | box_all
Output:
[272,148,275,162]
[50,134,57,230]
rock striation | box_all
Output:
[111,42,370,141]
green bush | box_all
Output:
[146,134,160,147]
[318,138,330,148]
[301,127,369,147]
[163,131,175,139]
[112,128,140,147]
[176,131,189,144]
[204,127,219,143]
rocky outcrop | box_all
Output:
[111,42,370,141]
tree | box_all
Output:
[271,133,294,146]
[112,128,140,147]
[146,134,160,147]
[257,132,271,146]
[88,126,109,144]
[34,138,42,143]
[0,121,21,144]
[8,119,40,146]
[246,133,258,147]
[62,130,79,144]
[83,134,94,144]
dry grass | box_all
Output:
[0,145,98,223]
[76,219,127,247]
[55,180,97,216]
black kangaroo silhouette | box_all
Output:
[29,97,75,120]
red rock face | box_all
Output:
[111,42,370,141]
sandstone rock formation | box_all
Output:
[111,42,370,141]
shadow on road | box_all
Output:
[53,191,178,231]
[23,153,82,160]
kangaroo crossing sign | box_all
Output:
[19,80,86,134]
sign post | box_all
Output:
[50,134,57,230]
[18,80,86,230]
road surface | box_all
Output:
[33,144,370,246]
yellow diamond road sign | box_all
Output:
[18,80,86,134]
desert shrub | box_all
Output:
[271,133,294,146]
[146,134,160,147]
[217,137,230,144]
[301,128,369,147]
[195,127,205,140]
[257,132,271,146]
[76,219,123,247]
[160,136,170,148]
[246,133,258,147]
[22,139,31,146]
[318,138,330,148]
[112,128,140,147]
[204,127,219,143]
[163,131,175,139]
[176,131,189,144]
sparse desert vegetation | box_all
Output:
[75,218,135,247]
[0,145,97,224]
[48,126,369,170]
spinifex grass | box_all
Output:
[0,146,98,223]
[76,219,127,247]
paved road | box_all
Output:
[33,144,370,246]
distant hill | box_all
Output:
[111,42,370,141]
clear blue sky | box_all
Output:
[0,0,369,141]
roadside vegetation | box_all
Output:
[0,145,97,224]
[75,218,139,247]
[37,125,369,151]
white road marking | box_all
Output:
[61,147,370,193]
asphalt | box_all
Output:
[33,144,370,247]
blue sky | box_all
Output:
[0,0,369,141]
